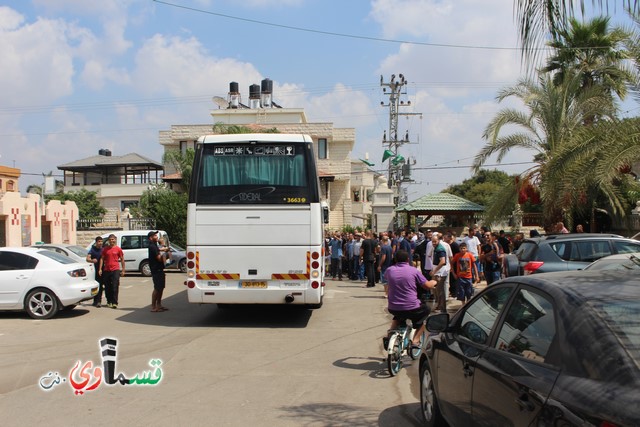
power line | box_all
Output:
[152,0,526,51]
[152,0,621,52]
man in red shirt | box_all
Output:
[451,242,478,305]
[98,234,126,309]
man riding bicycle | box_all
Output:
[385,250,437,348]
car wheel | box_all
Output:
[179,258,187,273]
[502,254,520,278]
[420,358,444,427]
[140,260,152,277]
[25,288,59,319]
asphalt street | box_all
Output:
[0,271,472,426]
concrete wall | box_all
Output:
[0,192,78,246]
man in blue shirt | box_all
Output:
[329,232,343,280]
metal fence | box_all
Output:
[77,218,156,231]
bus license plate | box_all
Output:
[241,281,267,288]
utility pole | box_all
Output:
[380,74,421,212]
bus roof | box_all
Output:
[198,134,313,144]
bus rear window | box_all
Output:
[192,142,319,204]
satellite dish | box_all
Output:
[212,96,229,109]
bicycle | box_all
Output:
[385,319,426,377]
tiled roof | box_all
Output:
[396,193,484,212]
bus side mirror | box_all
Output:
[322,206,329,224]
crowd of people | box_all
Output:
[324,225,535,307]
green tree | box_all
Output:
[163,148,195,194]
[544,117,640,220]
[542,16,635,104]
[475,74,616,226]
[48,189,107,219]
[138,185,188,247]
[514,1,639,66]
[443,169,512,207]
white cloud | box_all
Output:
[131,34,263,97]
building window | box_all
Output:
[180,140,196,155]
[7,180,14,191]
[318,138,327,159]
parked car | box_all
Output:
[632,231,640,241]
[583,252,640,271]
[31,243,91,265]
[419,270,640,427]
[86,230,170,277]
[167,244,187,273]
[502,233,640,276]
[0,247,98,319]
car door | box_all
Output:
[471,285,561,426]
[435,285,516,426]
[0,251,38,307]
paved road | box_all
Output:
[0,272,452,427]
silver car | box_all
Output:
[167,244,187,273]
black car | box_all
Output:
[419,270,640,426]
[502,233,640,276]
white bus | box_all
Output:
[185,134,328,308]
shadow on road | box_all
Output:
[113,289,314,328]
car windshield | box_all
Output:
[589,299,640,365]
[37,250,76,264]
[586,254,640,271]
[67,245,89,258]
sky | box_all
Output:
[1,0,635,199]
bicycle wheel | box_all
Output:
[410,329,427,360]
[387,333,403,376]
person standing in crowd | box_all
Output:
[463,226,482,283]
[444,232,460,298]
[99,234,125,309]
[148,231,170,312]
[436,232,453,301]
[498,230,511,254]
[481,232,503,285]
[555,222,569,233]
[377,235,393,297]
[360,230,377,288]
[451,242,478,305]
[86,236,104,307]
[430,233,450,313]
[512,232,525,251]
[352,233,363,280]
[576,224,585,233]
[329,231,343,281]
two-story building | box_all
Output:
[159,81,356,229]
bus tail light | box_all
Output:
[187,281,196,288]
[312,261,319,269]
[187,251,195,259]
[311,281,319,289]
[311,251,320,260]
[523,261,544,274]
[187,261,195,269]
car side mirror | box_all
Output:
[426,312,450,333]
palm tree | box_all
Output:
[542,16,636,101]
[544,117,640,220]
[515,1,640,66]
[474,73,617,225]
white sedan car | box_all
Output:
[0,247,99,319]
